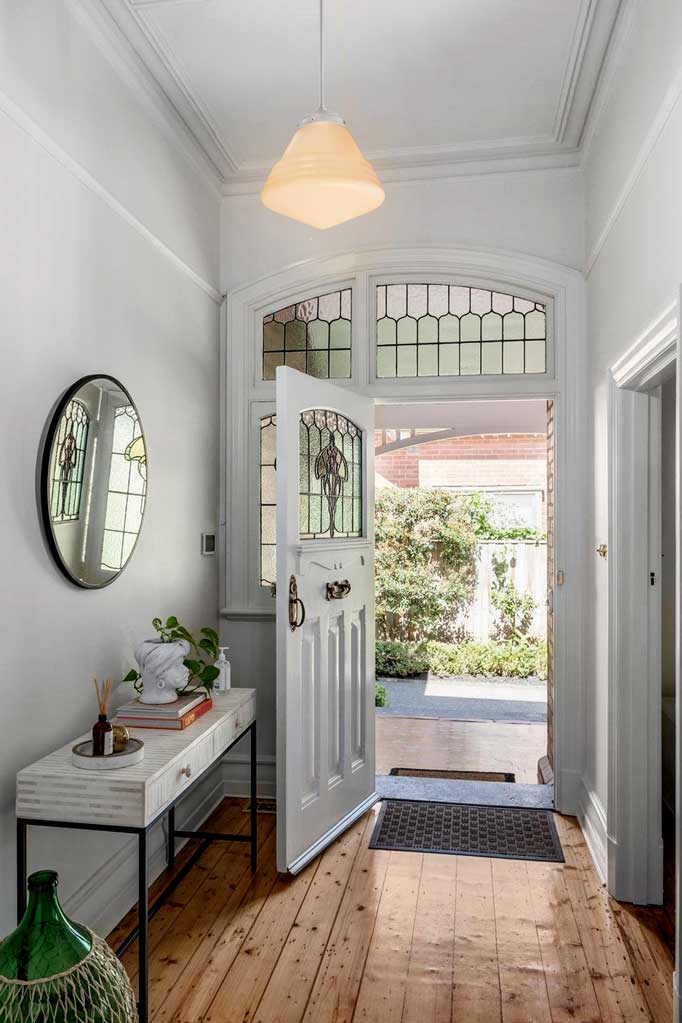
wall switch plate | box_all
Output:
[201,532,216,556]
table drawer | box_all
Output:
[146,731,215,819]
[212,694,255,758]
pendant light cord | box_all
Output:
[319,0,326,112]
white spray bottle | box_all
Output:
[214,646,231,693]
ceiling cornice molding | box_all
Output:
[579,0,638,159]
[88,0,622,192]
[67,0,224,192]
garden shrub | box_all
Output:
[376,640,430,678]
[375,638,547,681]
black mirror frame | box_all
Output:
[39,374,147,589]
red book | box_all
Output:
[117,698,213,730]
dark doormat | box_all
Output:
[243,797,277,815]
[389,767,516,783]
[369,800,564,862]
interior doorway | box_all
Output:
[372,398,555,809]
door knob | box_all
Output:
[288,575,306,631]
[326,579,351,600]
[180,763,192,778]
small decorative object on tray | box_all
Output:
[112,724,129,753]
[91,677,114,756]
[115,691,213,730]
[72,737,144,770]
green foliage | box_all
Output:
[489,553,537,640]
[124,617,221,696]
[375,685,387,708]
[460,491,546,542]
[375,638,546,680]
[376,640,430,678]
[375,488,478,642]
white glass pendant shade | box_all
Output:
[261,118,385,230]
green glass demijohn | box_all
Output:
[0,871,91,982]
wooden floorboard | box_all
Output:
[109,798,674,1023]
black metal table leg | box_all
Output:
[16,819,27,923]
[250,721,257,873]
[138,830,149,1023]
[168,806,175,868]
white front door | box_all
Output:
[276,367,376,874]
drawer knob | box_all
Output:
[180,763,192,778]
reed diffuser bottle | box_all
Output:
[92,677,113,756]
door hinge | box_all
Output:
[556,569,565,586]
[650,571,656,586]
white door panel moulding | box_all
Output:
[100,0,619,190]
[67,0,224,191]
[222,245,588,820]
[577,780,607,883]
[0,87,221,304]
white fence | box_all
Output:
[462,540,547,641]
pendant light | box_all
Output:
[260,0,385,230]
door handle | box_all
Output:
[288,574,306,631]
[326,579,352,600]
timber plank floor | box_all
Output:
[109,798,674,1023]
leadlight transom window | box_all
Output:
[101,405,147,572]
[376,284,546,378]
[299,410,362,539]
[49,398,90,522]
[262,288,352,380]
[260,414,277,588]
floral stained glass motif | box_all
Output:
[376,284,547,378]
[49,399,90,522]
[263,288,352,380]
[299,410,362,539]
[101,405,147,572]
[260,414,277,587]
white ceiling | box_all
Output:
[100,0,623,190]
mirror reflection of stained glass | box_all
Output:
[41,376,148,588]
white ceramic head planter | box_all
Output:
[135,638,190,704]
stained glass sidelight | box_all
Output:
[260,414,277,587]
[299,410,362,539]
[49,399,90,522]
[263,288,352,380]
[101,405,147,572]
[376,284,547,378]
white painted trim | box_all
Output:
[611,302,678,389]
[63,769,224,936]
[220,608,276,622]
[223,244,588,821]
[606,301,679,905]
[585,54,682,274]
[67,0,223,191]
[0,87,222,304]
[285,792,378,876]
[675,971,681,1023]
[101,0,618,189]
[577,779,608,883]
[579,0,637,158]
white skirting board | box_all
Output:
[222,752,276,799]
[577,779,607,884]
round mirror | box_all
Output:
[40,376,148,588]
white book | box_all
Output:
[116,691,207,719]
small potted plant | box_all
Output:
[124,617,221,704]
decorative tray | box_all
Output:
[71,737,144,770]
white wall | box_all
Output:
[222,168,585,290]
[0,2,221,935]
[584,0,682,812]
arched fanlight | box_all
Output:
[260,0,385,230]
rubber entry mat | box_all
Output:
[369,800,564,862]
[389,768,515,783]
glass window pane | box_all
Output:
[418,315,438,342]
[386,284,407,319]
[439,344,460,375]
[460,313,481,342]
[101,405,146,571]
[525,309,546,340]
[439,314,460,342]
[263,288,352,380]
[377,317,397,345]
[428,284,449,317]
[525,340,546,373]
[299,409,362,539]
[482,311,503,340]
[407,284,428,318]
[397,346,417,376]
[481,341,503,375]
[377,346,397,377]
[503,340,525,373]
[460,343,481,375]
[330,349,351,378]
[397,317,417,344]
[417,344,438,376]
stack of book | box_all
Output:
[115,692,212,730]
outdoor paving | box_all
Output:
[377,675,547,723]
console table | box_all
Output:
[16,688,257,1023]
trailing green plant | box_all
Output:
[375,637,547,680]
[375,684,387,708]
[460,491,546,542]
[123,616,221,695]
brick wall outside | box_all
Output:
[375,432,546,491]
